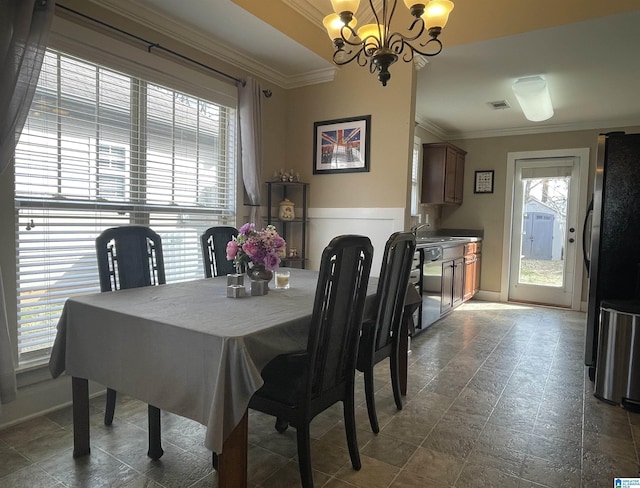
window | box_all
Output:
[410,137,421,216]
[96,143,127,199]
[14,50,236,365]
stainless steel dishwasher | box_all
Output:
[421,245,443,328]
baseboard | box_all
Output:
[474,290,501,302]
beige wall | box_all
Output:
[275,61,416,214]
[440,125,640,296]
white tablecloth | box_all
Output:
[49,269,376,453]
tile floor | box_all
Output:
[1,301,640,487]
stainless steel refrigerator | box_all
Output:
[584,132,640,379]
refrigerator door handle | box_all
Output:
[583,196,594,274]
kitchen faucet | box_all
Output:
[411,222,432,236]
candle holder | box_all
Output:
[227,273,244,286]
[227,284,246,298]
[250,279,269,296]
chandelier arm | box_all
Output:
[386,35,417,63]
[401,48,416,63]
[398,17,427,43]
[369,0,382,31]
[362,34,382,53]
[412,37,444,57]
[356,50,370,67]
[332,45,367,66]
[387,32,410,55]
[339,24,360,46]
[375,0,400,47]
[386,0,399,44]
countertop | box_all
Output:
[415,236,482,250]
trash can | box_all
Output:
[594,299,640,408]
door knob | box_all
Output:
[569,227,575,233]
[568,238,575,243]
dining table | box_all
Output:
[48,268,386,487]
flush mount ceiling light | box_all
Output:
[512,76,554,122]
[323,0,454,87]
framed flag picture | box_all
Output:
[313,115,371,174]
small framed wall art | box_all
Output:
[313,115,371,174]
[474,170,494,194]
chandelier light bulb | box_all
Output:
[323,13,357,42]
[357,23,385,43]
[422,0,454,31]
[330,0,360,15]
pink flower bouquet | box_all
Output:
[226,223,286,271]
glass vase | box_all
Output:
[247,264,273,283]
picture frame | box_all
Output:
[474,170,495,194]
[313,115,371,174]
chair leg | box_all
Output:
[147,405,164,459]
[390,349,403,411]
[296,424,314,488]
[343,395,361,471]
[363,366,380,434]
[275,417,289,433]
[104,388,117,426]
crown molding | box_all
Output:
[280,0,327,32]
[415,117,448,140]
[88,0,333,89]
[281,0,380,28]
[284,67,337,88]
[456,117,640,140]
[424,116,640,141]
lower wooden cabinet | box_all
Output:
[463,242,481,302]
[442,257,464,315]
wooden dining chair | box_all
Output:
[200,226,238,277]
[356,231,416,433]
[95,224,165,459]
[248,235,373,488]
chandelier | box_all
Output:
[323,0,454,86]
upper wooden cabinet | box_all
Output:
[421,142,467,205]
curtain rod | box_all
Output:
[55,3,273,97]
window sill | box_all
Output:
[16,361,55,389]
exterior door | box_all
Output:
[508,157,581,307]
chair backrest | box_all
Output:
[306,234,373,401]
[201,226,238,278]
[372,232,417,351]
[95,225,166,292]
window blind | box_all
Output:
[14,49,237,364]
[411,139,420,216]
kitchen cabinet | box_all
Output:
[421,142,466,205]
[266,181,309,268]
[463,241,482,301]
[441,255,464,316]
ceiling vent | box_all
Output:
[488,100,511,110]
